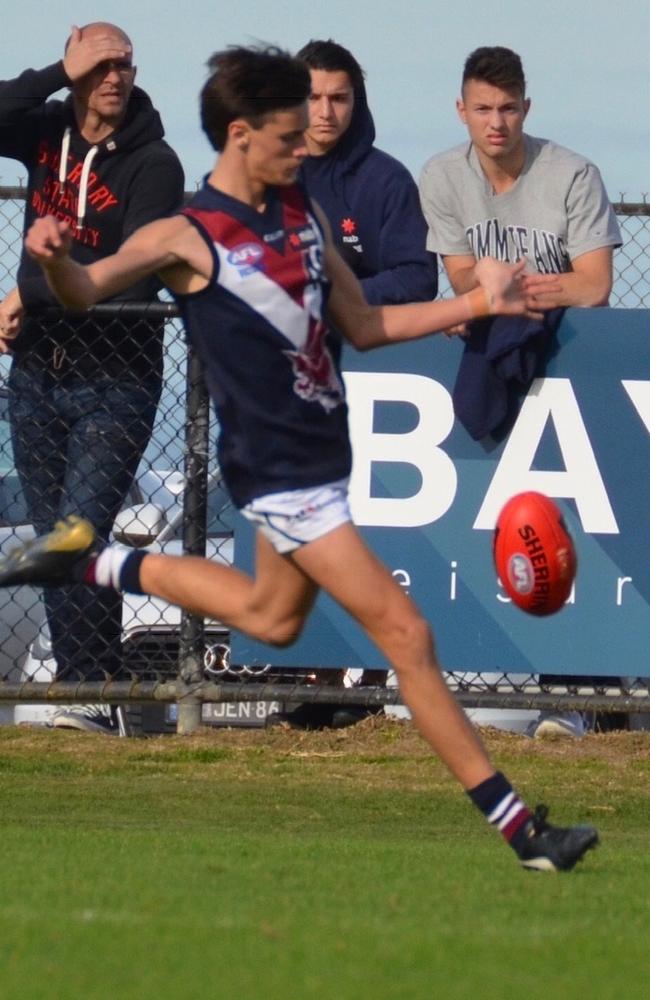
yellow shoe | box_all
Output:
[0,516,97,587]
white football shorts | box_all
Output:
[241,477,352,554]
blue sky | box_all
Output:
[1,0,648,199]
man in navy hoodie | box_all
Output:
[266,39,438,730]
[298,39,437,306]
[0,22,184,733]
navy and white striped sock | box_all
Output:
[84,545,147,594]
[467,771,532,853]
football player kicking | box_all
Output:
[0,45,597,871]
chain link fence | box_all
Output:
[0,188,649,732]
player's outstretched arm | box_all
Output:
[326,240,556,350]
[25,215,186,310]
[473,257,541,316]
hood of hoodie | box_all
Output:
[58,85,166,229]
[61,84,165,159]
[299,80,376,206]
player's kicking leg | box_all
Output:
[290,521,598,872]
[0,515,319,650]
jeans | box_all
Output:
[9,363,160,681]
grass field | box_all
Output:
[0,718,649,1000]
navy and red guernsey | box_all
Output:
[175,180,352,509]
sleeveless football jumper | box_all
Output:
[173,181,352,509]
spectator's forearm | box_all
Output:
[523,271,612,309]
[446,265,480,296]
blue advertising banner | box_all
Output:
[232,308,650,677]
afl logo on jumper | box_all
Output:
[227,242,264,276]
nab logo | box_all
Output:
[227,243,264,274]
[287,226,317,249]
[341,216,360,246]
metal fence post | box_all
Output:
[176,344,210,734]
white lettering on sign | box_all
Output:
[622,380,650,432]
[344,372,457,527]
[344,373,637,535]
[392,569,411,592]
[475,378,618,533]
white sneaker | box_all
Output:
[529,711,586,739]
[12,704,58,727]
[52,705,123,736]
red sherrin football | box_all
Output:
[493,491,576,616]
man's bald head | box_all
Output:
[63,22,136,138]
[65,22,132,53]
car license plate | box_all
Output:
[201,700,282,727]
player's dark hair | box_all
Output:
[200,44,311,152]
[296,39,365,93]
[462,46,526,96]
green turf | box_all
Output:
[0,724,648,999]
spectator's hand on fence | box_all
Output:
[0,287,24,354]
[63,24,132,83]
[25,217,73,268]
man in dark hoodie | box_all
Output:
[298,39,437,306]
[265,39,438,730]
[0,22,184,733]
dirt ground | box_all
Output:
[2,713,650,769]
